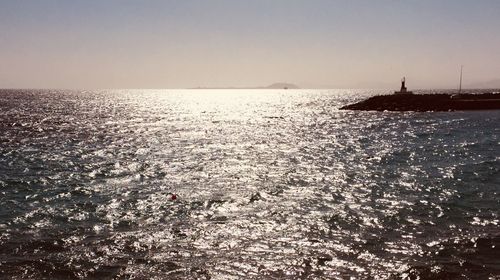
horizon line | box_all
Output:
[1,87,500,91]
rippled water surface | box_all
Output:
[0,89,499,279]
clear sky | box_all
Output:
[1,0,499,89]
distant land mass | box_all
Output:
[263,83,300,89]
[191,83,300,89]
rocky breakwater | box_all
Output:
[340,93,500,112]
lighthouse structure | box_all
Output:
[394,77,413,94]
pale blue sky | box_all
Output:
[1,0,499,88]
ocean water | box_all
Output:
[0,89,499,279]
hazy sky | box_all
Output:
[1,0,499,89]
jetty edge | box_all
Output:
[340,77,500,112]
[340,93,500,112]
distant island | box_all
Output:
[263,83,300,89]
[191,83,300,90]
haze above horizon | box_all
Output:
[1,0,500,89]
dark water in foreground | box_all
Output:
[0,89,499,279]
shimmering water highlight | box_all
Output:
[0,89,499,279]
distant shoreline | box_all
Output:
[189,83,300,90]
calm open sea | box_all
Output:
[0,89,499,279]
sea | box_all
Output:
[0,89,499,279]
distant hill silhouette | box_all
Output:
[191,83,300,89]
[264,83,300,89]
